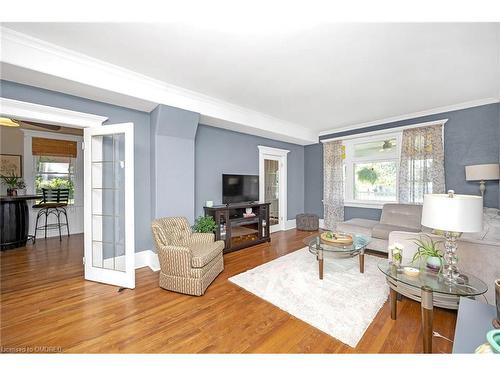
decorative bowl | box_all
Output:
[320,232,353,245]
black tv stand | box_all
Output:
[204,202,271,253]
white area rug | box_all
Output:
[229,247,389,347]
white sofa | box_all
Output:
[388,207,500,306]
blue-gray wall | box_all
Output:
[3,79,497,246]
[195,124,305,220]
[0,80,153,252]
[150,104,199,223]
[306,103,500,220]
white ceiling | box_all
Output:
[2,22,500,137]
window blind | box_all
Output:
[32,137,77,158]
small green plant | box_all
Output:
[357,167,378,185]
[411,235,443,266]
[1,173,24,189]
[192,216,217,233]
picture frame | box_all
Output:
[0,154,23,177]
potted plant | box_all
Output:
[192,216,217,233]
[411,235,444,272]
[1,173,25,196]
[357,167,378,186]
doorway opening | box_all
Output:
[1,98,135,289]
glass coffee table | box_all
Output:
[304,232,371,279]
[378,260,488,353]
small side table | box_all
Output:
[378,261,488,354]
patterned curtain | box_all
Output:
[323,141,344,230]
[399,124,445,203]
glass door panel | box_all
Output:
[91,133,125,272]
[264,159,280,227]
[84,123,134,288]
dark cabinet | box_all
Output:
[204,202,271,253]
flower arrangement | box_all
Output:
[388,243,404,267]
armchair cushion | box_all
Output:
[190,232,215,244]
[190,241,224,268]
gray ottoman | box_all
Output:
[296,213,319,231]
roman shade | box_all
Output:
[32,137,77,158]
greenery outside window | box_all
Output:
[34,155,76,204]
[343,132,401,208]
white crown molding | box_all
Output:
[0,27,317,145]
[257,145,290,156]
[319,97,499,137]
[321,119,448,142]
[0,97,107,128]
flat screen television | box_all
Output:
[222,174,259,204]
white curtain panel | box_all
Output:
[323,141,344,230]
[399,124,445,203]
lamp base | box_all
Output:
[479,180,486,196]
[443,231,460,284]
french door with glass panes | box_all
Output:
[258,146,289,233]
[83,123,135,289]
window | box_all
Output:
[343,133,401,207]
[31,137,79,204]
[34,155,76,203]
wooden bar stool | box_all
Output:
[32,188,70,243]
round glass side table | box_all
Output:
[378,260,488,353]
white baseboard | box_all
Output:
[319,218,325,229]
[135,250,160,272]
[284,219,296,231]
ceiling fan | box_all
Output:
[0,117,61,131]
[22,120,62,131]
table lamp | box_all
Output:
[465,164,500,196]
[421,190,483,284]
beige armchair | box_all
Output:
[151,217,224,296]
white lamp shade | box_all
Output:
[465,164,500,181]
[421,193,483,233]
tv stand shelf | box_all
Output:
[230,217,259,226]
[204,202,271,253]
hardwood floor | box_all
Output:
[0,230,457,353]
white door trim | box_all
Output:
[258,145,289,232]
[84,123,135,289]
